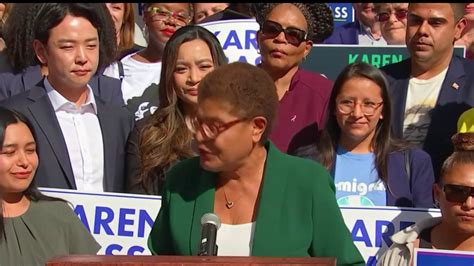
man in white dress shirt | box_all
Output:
[0,4,134,192]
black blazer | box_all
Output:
[0,64,125,106]
[323,20,360,44]
[0,79,134,192]
[381,55,474,179]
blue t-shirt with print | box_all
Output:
[332,146,386,206]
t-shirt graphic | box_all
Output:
[102,52,162,121]
[403,68,447,146]
[333,146,386,206]
[127,82,159,121]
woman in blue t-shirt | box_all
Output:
[297,62,435,208]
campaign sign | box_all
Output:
[200,19,261,66]
[200,20,466,83]
[41,188,442,265]
[414,248,474,266]
[41,188,162,255]
[342,206,441,265]
[301,45,466,81]
[328,3,354,28]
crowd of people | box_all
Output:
[0,2,473,265]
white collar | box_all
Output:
[44,77,97,114]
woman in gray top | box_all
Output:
[0,107,100,265]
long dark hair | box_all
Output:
[4,3,44,73]
[317,62,408,185]
[135,25,227,194]
[0,107,65,238]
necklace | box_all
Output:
[222,186,241,209]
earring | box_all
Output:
[142,24,149,43]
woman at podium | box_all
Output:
[148,62,364,265]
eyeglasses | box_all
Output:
[443,184,474,204]
[147,6,190,26]
[189,117,244,140]
[336,99,384,116]
[377,9,408,23]
[261,20,308,46]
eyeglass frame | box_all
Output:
[190,117,245,140]
[146,6,191,26]
[376,8,409,23]
[336,98,384,116]
[442,183,474,204]
[260,20,309,46]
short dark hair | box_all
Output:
[408,3,466,22]
[450,3,466,22]
[252,3,334,43]
[198,62,278,143]
[32,3,117,70]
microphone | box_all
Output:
[198,212,221,256]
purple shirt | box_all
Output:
[269,68,333,153]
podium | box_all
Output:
[47,255,337,265]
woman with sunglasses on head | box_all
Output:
[125,25,227,195]
[378,131,474,265]
[374,3,409,45]
[252,3,334,154]
[0,107,100,265]
[148,62,364,264]
[297,62,435,208]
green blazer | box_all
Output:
[148,142,364,266]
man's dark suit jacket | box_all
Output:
[0,64,125,106]
[323,21,360,44]
[381,55,474,180]
[0,79,134,192]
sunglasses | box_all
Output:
[443,184,474,204]
[377,9,408,23]
[261,20,308,46]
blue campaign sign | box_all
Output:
[328,3,354,28]
[415,248,474,266]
